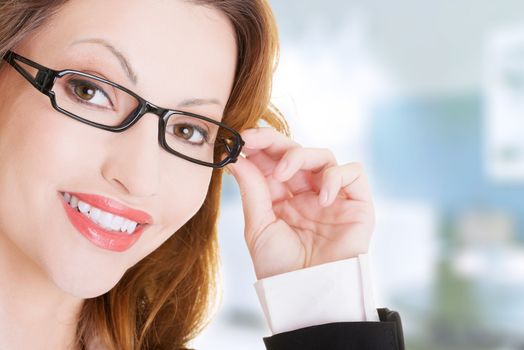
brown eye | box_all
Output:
[66,78,114,109]
[166,123,209,146]
[174,125,195,140]
[168,123,208,146]
[75,84,96,101]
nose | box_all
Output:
[101,112,161,197]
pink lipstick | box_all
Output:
[59,191,153,252]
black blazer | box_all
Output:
[263,308,405,350]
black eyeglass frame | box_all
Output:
[2,50,244,168]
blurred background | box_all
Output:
[191,1,524,349]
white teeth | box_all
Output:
[70,195,79,209]
[126,221,137,234]
[110,216,125,231]
[120,220,129,232]
[78,200,91,214]
[89,207,102,222]
[99,211,114,230]
[62,192,140,234]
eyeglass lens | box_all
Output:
[51,72,237,165]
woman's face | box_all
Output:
[0,0,237,298]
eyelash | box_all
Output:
[168,122,210,144]
[66,78,115,109]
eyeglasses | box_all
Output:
[2,50,244,168]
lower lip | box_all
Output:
[59,192,146,252]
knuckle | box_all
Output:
[351,162,365,171]
[285,146,303,159]
[325,149,338,165]
[323,165,339,180]
[316,148,335,160]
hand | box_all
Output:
[226,127,375,280]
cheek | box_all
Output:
[0,77,215,297]
[0,90,113,297]
[175,168,212,219]
[0,76,91,184]
[175,165,213,205]
[143,163,214,251]
[0,87,71,236]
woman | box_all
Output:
[0,0,404,349]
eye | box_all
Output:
[170,123,208,145]
[67,78,114,109]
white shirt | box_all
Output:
[254,254,378,335]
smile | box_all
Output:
[59,191,153,252]
[63,192,140,234]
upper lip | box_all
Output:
[62,191,154,225]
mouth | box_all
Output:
[59,191,151,252]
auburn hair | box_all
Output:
[0,0,288,349]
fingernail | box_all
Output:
[319,189,330,206]
[275,160,289,179]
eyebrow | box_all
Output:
[70,38,138,84]
[177,98,222,108]
[70,38,223,109]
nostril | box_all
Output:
[110,178,130,193]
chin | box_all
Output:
[57,278,122,299]
[48,265,127,299]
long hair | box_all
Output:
[0,0,288,349]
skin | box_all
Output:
[0,0,235,348]
[228,129,374,280]
[0,0,374,349]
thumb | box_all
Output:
[227,156,276,244]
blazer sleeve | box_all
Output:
[262,308,405,350]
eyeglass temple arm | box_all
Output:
[225,137,245,164]
[3,51,56,94]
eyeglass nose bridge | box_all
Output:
[122,100,169,127]
[113,101,170,138]
[143,101,167,117]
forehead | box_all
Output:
[21,0,237,111]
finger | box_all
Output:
[273,147,338,183]
[270,148,337,196]
[244,147,278,177]
[241,127,300,159]
[243,148,296,197]
[242,150,297,202]
[226,156,277,244]
[318,162,372,206]
[243,146,318,198]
